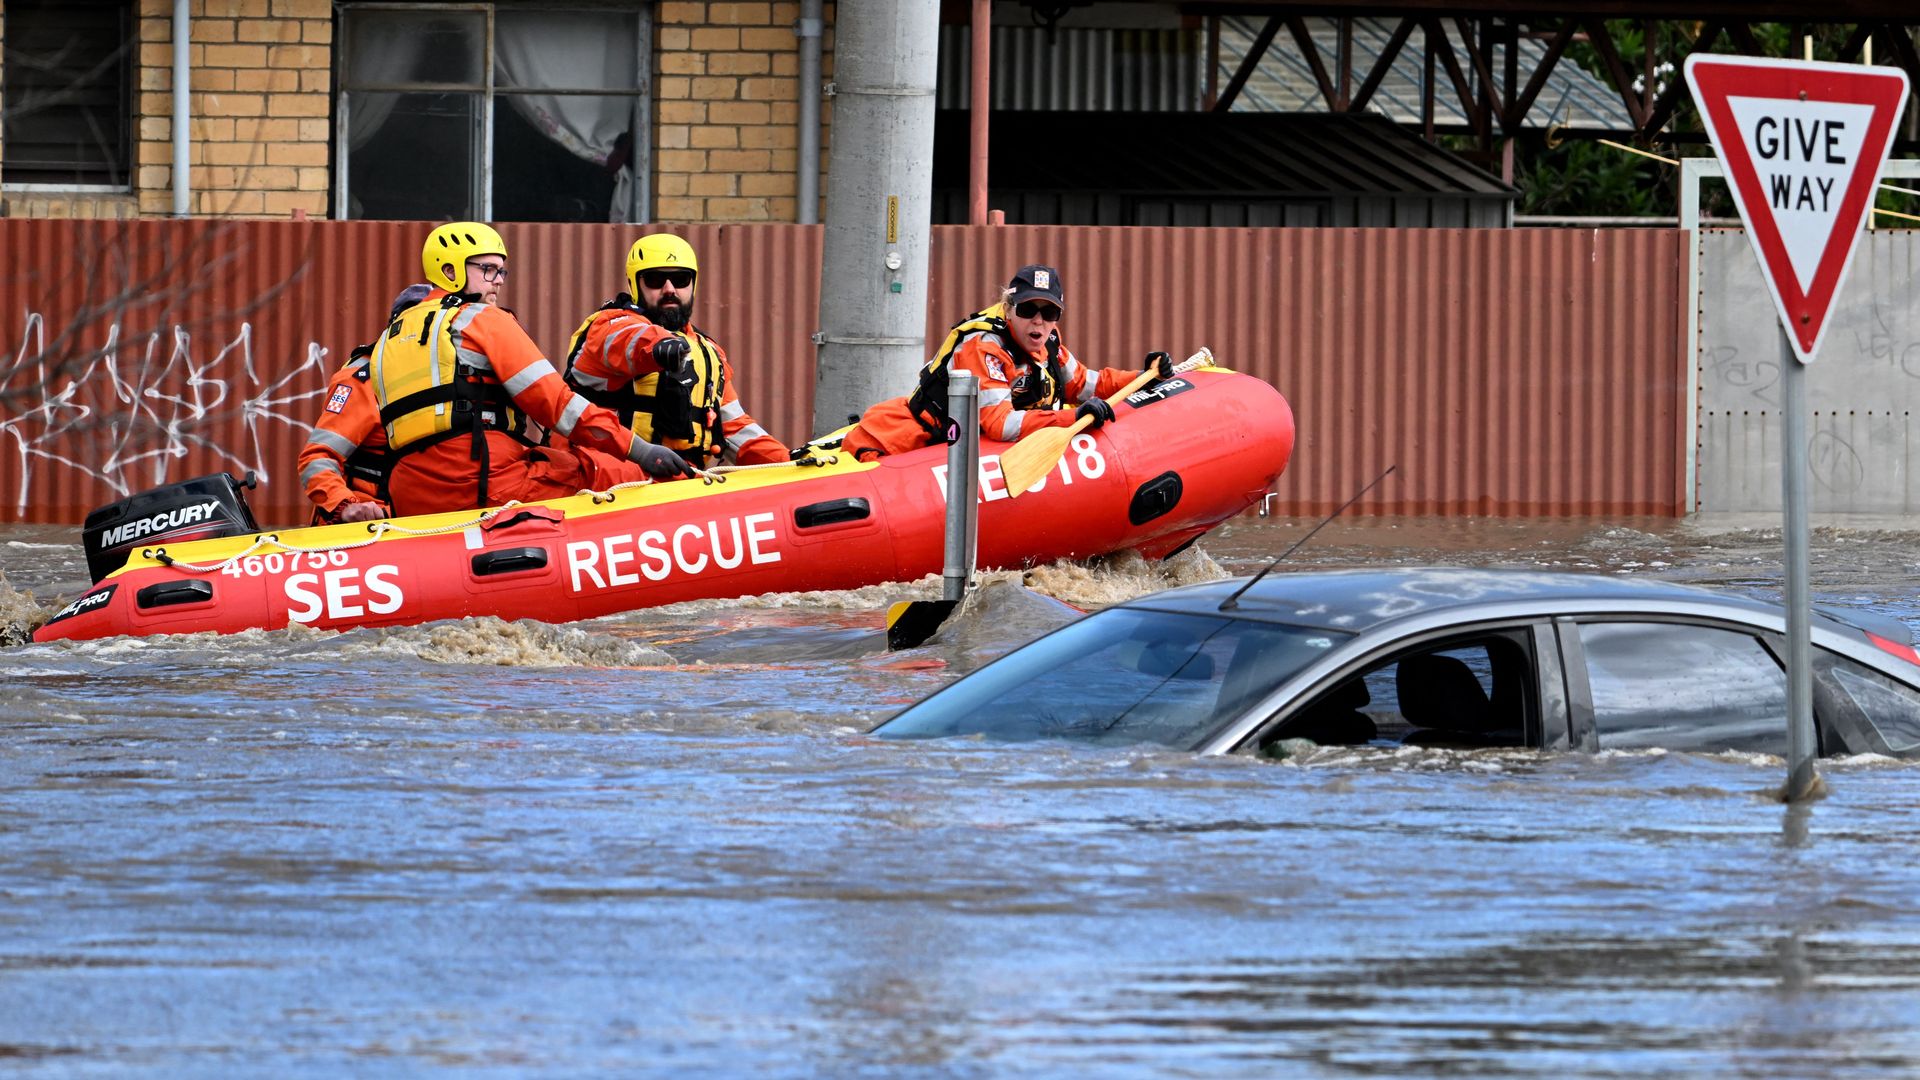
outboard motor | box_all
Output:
[81,472,261,583]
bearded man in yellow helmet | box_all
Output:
[311,222,692,517]
[561,233,788,472]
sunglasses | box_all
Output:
[466,261,509,282]
[1013,300,1062,322]
[641,269,696,290]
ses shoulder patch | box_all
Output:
[324,385,353,414]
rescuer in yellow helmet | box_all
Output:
[560,232,788,472]
[303,222,693,517]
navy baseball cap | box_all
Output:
[1007,265,1064,310]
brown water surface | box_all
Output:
[3,514,1918,1076]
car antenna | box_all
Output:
[1218,465,1396,612]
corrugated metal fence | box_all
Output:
[0,220,1685,523]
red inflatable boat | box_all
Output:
[33,366,1294,642]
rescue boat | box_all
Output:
[33,366,1294,642]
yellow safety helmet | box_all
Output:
[626,233,699,295]
[422,221,508,294]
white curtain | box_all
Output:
[345,28,426,151]
[495,12,639,222]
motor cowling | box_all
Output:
[81,472,261,583]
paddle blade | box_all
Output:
[886,598,959,649]
[998,425,1077,499]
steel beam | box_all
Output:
[1214,14,1283,112]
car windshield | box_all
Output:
[872,607,1352,749]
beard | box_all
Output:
[643,297,694,332]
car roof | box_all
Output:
[1123,566,1893,639]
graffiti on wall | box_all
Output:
[0,312,330,512]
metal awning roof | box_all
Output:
[937,110,1516,199]
[1216,15,1636,131]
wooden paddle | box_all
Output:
[1000,347,1212,499]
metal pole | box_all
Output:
[968,0,991,225]
[811,0,940,435]
[796,0,824,224]
[942,371,979,602]
[1781,327,1818,800]
[172,0,191,217]
[631,10,652,223]
[962,369,980,579]
[1680,156,1712,514]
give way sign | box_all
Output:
[1684,55,1910,362]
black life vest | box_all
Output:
[907,302,1065,440]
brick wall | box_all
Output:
[653,0,832,223]
[4,0,836,224]
[135,0,332,218]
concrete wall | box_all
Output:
[1697,229,1920,513]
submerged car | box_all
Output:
[872,568,1920,758]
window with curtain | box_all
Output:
[1,0,134,188]
[337,4,649,223]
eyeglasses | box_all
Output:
[641,269,696,290]
[466,261,509,283]
[1013,300,1062,322]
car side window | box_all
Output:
[1575,621,1786,753]
[1811,649,1920,756]
[1257,632,1533,750]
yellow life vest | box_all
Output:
[366,295,536,511]
[564,298,728,466]
[368,296,527,454]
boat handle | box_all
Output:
[136,579,214,609]
[794,497,871,529]
[471,546,549,576]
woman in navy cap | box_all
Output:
[840,264,1173,459]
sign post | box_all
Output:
[1684,55,1909,800]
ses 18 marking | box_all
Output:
[932,433,1105,501]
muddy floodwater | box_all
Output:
[4,513,1920,1076]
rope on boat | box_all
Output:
[608,452,843,491]
[709,454,839,475]
[577,479,659,503]
[146,502,530,573]
[144,452,848,572]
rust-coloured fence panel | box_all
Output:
[926,225,1687,515]
[0,219,827,524]
[1,219,1684,523]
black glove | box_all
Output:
[1074,397,1114,428]
[653,336,691,371]
[628,437,694,479]
[1144,351,1175,380]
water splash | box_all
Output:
[0,571,51,646]
[336,617,675,668]
[1022,546,1227,608]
